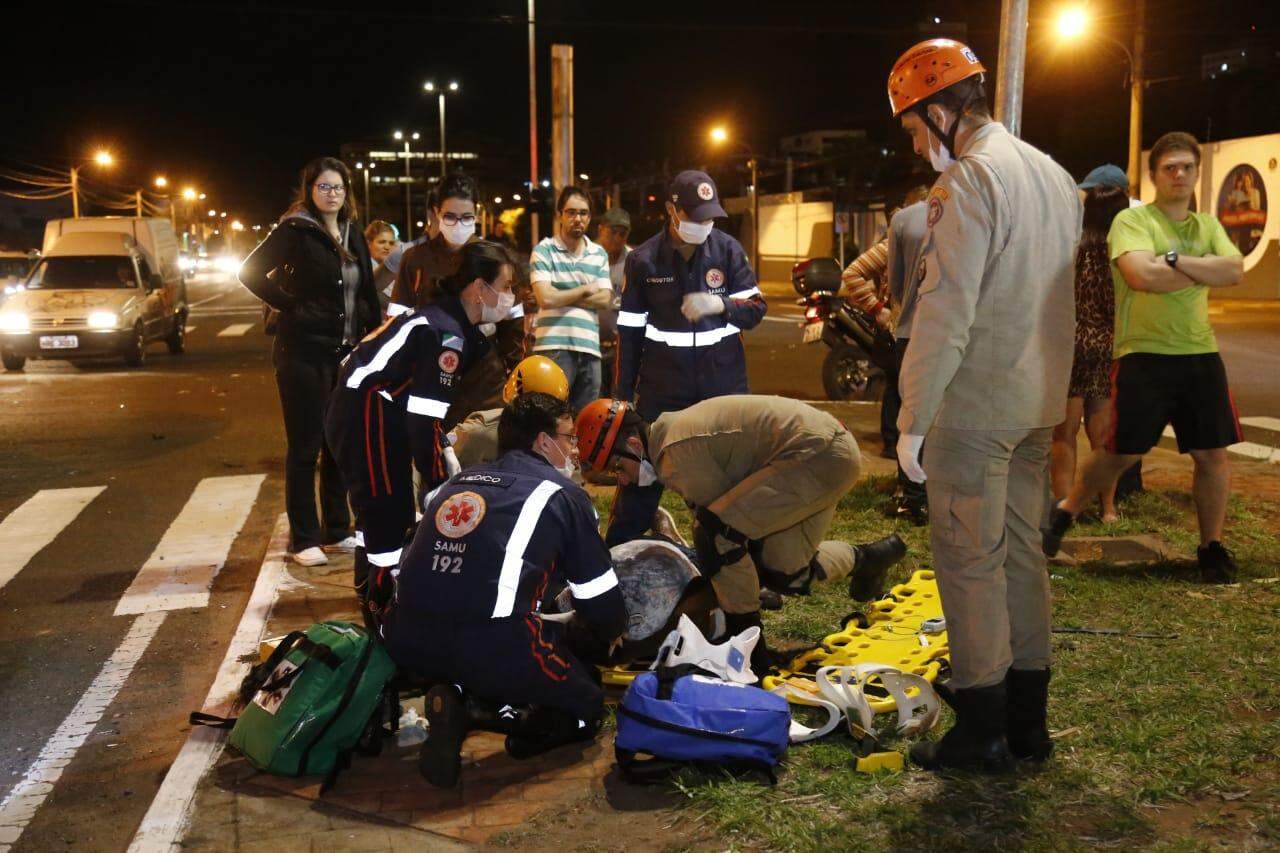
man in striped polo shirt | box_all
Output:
[530,186,614,413]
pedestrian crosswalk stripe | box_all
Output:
[0,487,105,594]
[0,611,166,850]
[216,323,254,337]
[114,475,266,616]
[1240,416,1280,433]
[128,514,290,852]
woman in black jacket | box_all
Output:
[239,157,381,566]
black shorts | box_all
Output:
[1107,352,1242,455]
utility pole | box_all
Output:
[527,0,539,246]
[135,190,144,217]
[749,156,759,278]
[70,167,80,218]
[550,44,574,193]
[1127,0,1146,197]
[403,138,412,237]
[994,0,1029,137]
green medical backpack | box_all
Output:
[192,621,397,785]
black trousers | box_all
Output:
[273,337,351,551]
[384,613,605,724]
[883,338,926,504]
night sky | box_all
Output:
[4,1,1277,226]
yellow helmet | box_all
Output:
[502,355,570,404]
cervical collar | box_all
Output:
[816,664,941,738]
[654,613,758,685]
[770,682,843,743]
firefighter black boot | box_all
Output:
[848,534,907,602]
[1005,668,1053,762]
[909,681,1014,773]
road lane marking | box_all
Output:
[127,514,289,853]
[1161,426,1280,463]
[762,315,802,324]
[216,323,255,337]
[0,611,167,850]
[189,306,260,318]
[1240,416,1280,433]
[0,487,105,593]
[114,475,266,616]
[186,291,231,309]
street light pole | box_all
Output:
[994,0,1029,136]
[749,156,759,279]
[438,92,447,179]
[1127,0,1146,197]
[528,0,540,246]
[70,166,80,219]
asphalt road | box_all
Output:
[0,272,1275,850]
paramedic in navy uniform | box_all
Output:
[325,241,515,624]
[382,392,627,788]
[609,170,767,545]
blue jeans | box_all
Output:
[544,349,602,414]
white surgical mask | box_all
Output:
[676,217,714,245]
[542,435,577,480]
[480,281,516,324]
[637,458,658,487]
[441,221,475,247]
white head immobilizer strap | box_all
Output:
[816,664,941,738]
[653,613,759,685]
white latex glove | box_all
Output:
[442,445,461,478]
[897,433,927,484]
[681,292,726,322]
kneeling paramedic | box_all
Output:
[324,241,516,627]
[576,395,906,673]
[382,392,627,787]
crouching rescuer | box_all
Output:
[576,395,906,674]
[381,392,626,787]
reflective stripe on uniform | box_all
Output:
[345,316,430,388]
[491,480,563,618]
[644,323,742,347]
[354,530,365,547]
[729,287,761,300]
[368,548,402,567]
[567,568,619,600]
[406,395,449,418]
[617,310,648,328]
[387,302,412,317]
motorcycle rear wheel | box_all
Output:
[822,344,885,402]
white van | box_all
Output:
[0,218,188,371]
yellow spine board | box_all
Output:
[600,570,952,715]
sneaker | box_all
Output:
[323,535,361,553]
[291,546,328,567]
[419,685,468,787]
[1041,505,1074,557]
[1197,541,1238,584]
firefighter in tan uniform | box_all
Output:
[576,395,906,672]
[886,39,1082,771]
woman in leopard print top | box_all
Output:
[1051,185,1131,522]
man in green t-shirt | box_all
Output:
[1044,132,1244,582]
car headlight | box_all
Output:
[214,256,242,275]
[0,311,30,332]
[88,311,119,329]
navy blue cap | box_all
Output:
[1079,164,1128,190]
[668,170,727,221]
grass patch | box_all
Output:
[594,477,1280,850]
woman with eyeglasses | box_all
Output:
[239,156,380,567]
[388,172,528,431]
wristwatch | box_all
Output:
[1164,251,1179,269]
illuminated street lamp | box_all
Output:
[708,126,759,277]
[154,176,168,189]
[70,149,115,218]
[230,220,244,232]
[423,79,461,179]
[1055,5,1144,195]
[182,187,197,201]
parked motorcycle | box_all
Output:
[791,257,894,402]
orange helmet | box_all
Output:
[888,38,986,117]
[576,398,632,473]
